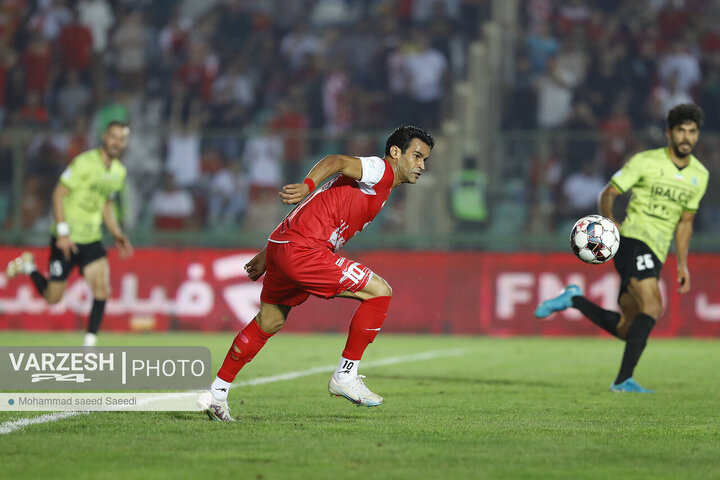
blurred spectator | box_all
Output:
[151,173,195,230]
[207,159,249,228]
[165,92,203,189]
[77,0,114,53]
[57,10,93,74]
[600,99,634,175]
[55,70,91,128]
[411,0,461,24]
[700,65,720,130]
[17,90,49,126]
[503,54,537,129]
[92,87,129,140]
[564,98,598,164]
[535,56,576,128]
[269,97,309,183]
[556,0,592,34]
[526,22,559,76]
[561,161,606,220]
[64,115,91,162]
[386,34,413,127]
[21,34,53,96]
[159,10,191,57]
[310,0,359,27]
[322,59,352,134]
[206,61,253,143]
[651,71,694,121]
[0,47,18,126]
[658,40,701,96]
[112,9,149,91]
[404,31,448,129]
[28,0,72,42]
[212,0,253,57]
[242,122,283,202]
[174,40,219,101]
[280,21,320,71]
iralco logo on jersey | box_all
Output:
[0,347,211,390]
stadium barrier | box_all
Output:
[1,247,719,337]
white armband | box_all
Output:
[56,222,70,237]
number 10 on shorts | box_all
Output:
[336,258,370,289]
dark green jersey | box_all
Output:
[54,149,126,244]
[610,147,708,262]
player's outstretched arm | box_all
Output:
[103,199,133,259]
[598,183,621,227]
[244,248,266,281]
[675,210,695,294]
[279,155,364,205]
[52,183,77,260]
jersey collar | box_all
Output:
[664,147,692,171]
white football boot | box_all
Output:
[197,390,235,421]
[6,251,35,278]
[328,374,383,407]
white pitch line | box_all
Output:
[0,348,465,435]
[0,411,88,435]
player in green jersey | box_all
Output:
[535,104,709,393]
[6,121,133,346]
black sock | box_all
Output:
[571,296,621,337]
[615,313,656,385]
[87,299,106,334]
[30,271,48,296]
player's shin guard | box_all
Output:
[615,313,656,384]
[87,299,106,334]
[342,296,392,361]
[571,296,621,337]
[217,319,274,382]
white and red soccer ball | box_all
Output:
[570,215,620,264]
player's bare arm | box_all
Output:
[674,210,695,294]
[598,183,621,227]
[52,182,77,259]
[102,199,133,259]
[244,248,266,281]
[279,155,363,205]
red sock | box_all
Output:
[217,319,274,382]
[342,296,392,361]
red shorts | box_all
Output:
[260,241,374,307]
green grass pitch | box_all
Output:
[0,332,719,480]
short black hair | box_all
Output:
[105,120,130,131]
[667,104,704,129]
[384,125,435,156]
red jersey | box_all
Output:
[269,156,394,251]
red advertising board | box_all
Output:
[1,247,719,337]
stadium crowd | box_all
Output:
[0,0,718,238]
[507,0,720,233]
[0,0,488,235]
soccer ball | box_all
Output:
[570,215,620,264]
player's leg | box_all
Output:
[615,291,640,340]
[328,274,392,407]
[199,302,291,421]
[534,284,622,336]
[610,276,661,393]
[534,284,582,318]
[6,250,68,303]
[81,256,111,347]
[335,273,392,364]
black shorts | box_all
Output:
[613,236,663,298]
[48,236,107,281]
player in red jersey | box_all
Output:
[198,125,435,421]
